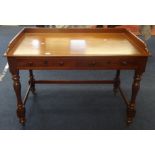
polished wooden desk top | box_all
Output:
[6,28,149,57]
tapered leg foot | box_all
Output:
[17,105,26,125]
[127,108,136,125]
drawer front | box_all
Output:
[15,58,76,68]
[13,57,143,70]
[76,57,141,69]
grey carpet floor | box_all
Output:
[0,26,155,129]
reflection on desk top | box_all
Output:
[8,32,147,57]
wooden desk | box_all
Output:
[5,28,149,125]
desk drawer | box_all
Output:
[15,58,76,68]
[13,57,142,70]
[76,58,139,68]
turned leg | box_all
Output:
[127,70,142,124]
[113,70,120,95]
[11,70,26,125]
[29,70,36,94]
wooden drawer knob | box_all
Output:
[59,61,64,66]
[121,61,128,66]
[28,62,33,66]
[107,61,111,64]
[90,61,96,66]
[44,60,48,65]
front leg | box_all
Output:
[11,69,26,125]
[127,70,143,124]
